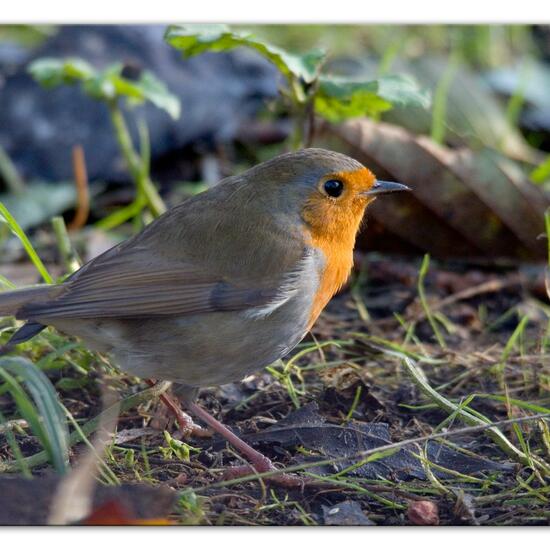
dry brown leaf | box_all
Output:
[321,118,548,261]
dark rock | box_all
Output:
[322,500,375,526]
[0,25,279,183]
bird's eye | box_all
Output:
[323,179,344,198]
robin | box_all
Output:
[0,148,409,483]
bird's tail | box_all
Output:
[0,285,54,317]
[0,286,57,352]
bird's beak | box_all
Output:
[363,180,411,196]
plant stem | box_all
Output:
[287,75,310,151]
[107,101,166,218]
[95,197,147,231]
[51,216,81,275]
[290,106,307,151]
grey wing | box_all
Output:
[19,244,283,320]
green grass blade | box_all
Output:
[0,368,51,456]
[0,357,69,473]
[0,410,32,478]
[0,202,53,284]
[401,356,550,475]
[2,381,172,473]
[417,254,446,348]
[0,274,16,289]
[475,394,550,415]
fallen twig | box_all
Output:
[68,145,90,231]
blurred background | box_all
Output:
[0,25,549,526]
[0,24,549,275]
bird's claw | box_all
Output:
[222,458,303,488]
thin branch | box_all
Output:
[68,145,90,231]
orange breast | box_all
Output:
[306,237,355,329]
[303,203,366,329]
[301,167,376,329]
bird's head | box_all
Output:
[244,148,409,244]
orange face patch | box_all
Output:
[328,167,377,196]
[301,167,377,328]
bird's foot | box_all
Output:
[184,400,302,487]
[146,379,212,438]
[169,405,213,439]
[222,456,303,488]
[146,380,303,487]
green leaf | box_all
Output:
[530,154,550,184]
[28,57,96,88]
[83,67,181,119]
[316,78,391,122]
[82,69,118,101]
[0,356,69,474]
[132,71,181,119]
[315,74,430,123]
[375,74,431,110]
[165,24,326,85]
[29,57,180,119]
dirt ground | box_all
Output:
[0,252,549,525]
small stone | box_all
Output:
[408,500,439,526]
[322,501,375,526]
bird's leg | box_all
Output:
[145,380,211,438]
[185,400,302,488]
[146,380,301,486]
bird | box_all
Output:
[0,148,409,483]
